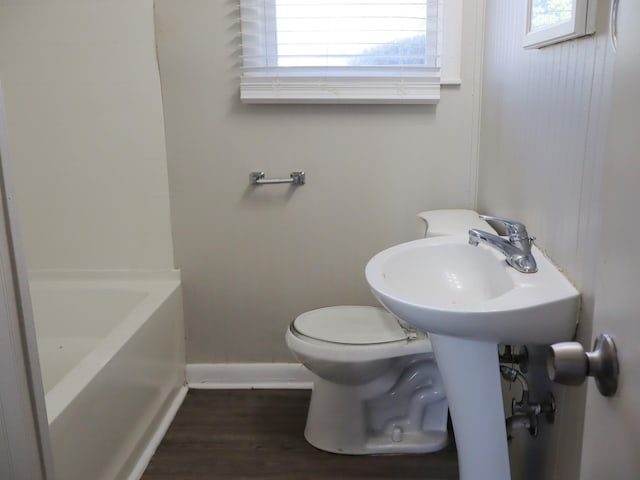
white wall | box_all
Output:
[154,0,486,363]
[478,1,614,478]
[0,0,174,271]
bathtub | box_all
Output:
[29,271,186,480]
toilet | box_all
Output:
[286,210,495,455]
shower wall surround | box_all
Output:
[0,0,174,271]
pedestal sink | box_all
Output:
[365,235,580,480]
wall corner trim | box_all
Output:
[186,363,313,389]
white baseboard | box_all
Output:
[186,363,313,389]
[128,385,188,480]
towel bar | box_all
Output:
[250,171,306,186]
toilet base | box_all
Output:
[360,431,448,455]
[303,355,449,455]
[306,429,449,456]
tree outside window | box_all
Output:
[530,0,573,32]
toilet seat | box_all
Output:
[292,306,409,345]
[287,306,432,363]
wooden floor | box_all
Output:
[142,389,458,479]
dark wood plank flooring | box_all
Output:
[142,389,458,479]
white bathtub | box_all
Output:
[29,271,186,480]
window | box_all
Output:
[239,0,462,104]
[529,0,573,32]
[523,0,596,49]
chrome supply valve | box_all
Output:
[500,365,556,439]
[547,334,619,397]
[506,414,535,440]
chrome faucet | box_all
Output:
[468,215,538,273]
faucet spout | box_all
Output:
[468,229,516,255]
[469,227,538,274]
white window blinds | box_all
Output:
[239,0,445,104]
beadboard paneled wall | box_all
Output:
[478,1,614,478]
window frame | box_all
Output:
[239,0,462,104]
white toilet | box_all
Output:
[286,210,494,455]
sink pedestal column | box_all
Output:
[429,334,510,480]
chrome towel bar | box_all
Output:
[250,171,306,186]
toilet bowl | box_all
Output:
[286,209,494,455]
[286,306,448,454]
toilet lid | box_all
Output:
[292,306,408,345]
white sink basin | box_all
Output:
[365,235,580,345]
[365,235,580,480]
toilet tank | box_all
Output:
[417,209,495,238]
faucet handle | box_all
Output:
[478,215,530,241]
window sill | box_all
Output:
[240,75,442,105]
[441,77,462,86]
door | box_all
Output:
[579,0,640,477]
